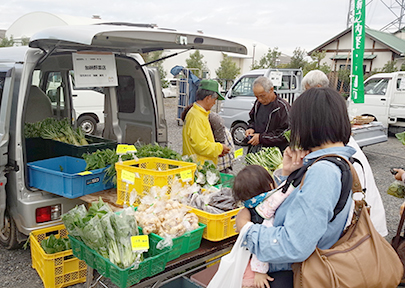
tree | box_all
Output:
[141,51,168,88]
[215,53,241,80]
[303,51,331,75]
[0,36,30,47]
[251,47,281,70]
[186,50,204,77]
[287,47,308,69]
[382,60,398,73]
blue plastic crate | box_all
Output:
[27,156,114,198]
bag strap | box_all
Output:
[392,209,405,249]
[284,154,361,222]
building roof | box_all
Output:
[309,27,405,56]
[330,54,377,60]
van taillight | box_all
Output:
[36,204,61,223]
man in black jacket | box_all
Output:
[245,76,291,153]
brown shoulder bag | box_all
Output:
[292,158,403,288]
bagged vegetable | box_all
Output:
[40,234,71,254]
[387,180,405,198]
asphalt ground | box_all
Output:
[1,96,405,287]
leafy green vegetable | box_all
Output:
[195,160,221,186]
[40,234,71,254]
[82,144,184,185]
[284,130,291,142]
[61,198,142,268]
[25,118,88,146]
[245,147,283,173]
[387,180,405,198]
[396,132,405,145]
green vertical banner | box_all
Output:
[351,0,365,103]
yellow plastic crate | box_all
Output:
[115,157,197,205]
[30,224,87,288]
[188,206,243,241]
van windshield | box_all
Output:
[231,75,259,97]
[364,78,389,95]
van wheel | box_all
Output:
[231,123,248,146]
[0,209,21,250]
[78,115,97,135]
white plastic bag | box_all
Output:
[207,222,253,288]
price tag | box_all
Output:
[131,235,149,251]
[127,145,137,153]
[180,170,193,182]
[234,148,244,159]
[116,144,129,154]
[77,171,92,176]
[121,169,135,184]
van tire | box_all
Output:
[0,209,21,250]
[78,115,97,135]
[231,123,248,146]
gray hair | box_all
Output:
[302,70,329,89]
[253,76,274,92]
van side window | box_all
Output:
[45,72,64,105]
[364,78,389,95]
[396,78,405,91]
[117,76,135,113]
[231,76,258,97]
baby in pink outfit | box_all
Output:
[233,165,292,288]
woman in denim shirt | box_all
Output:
[236,87,356,288]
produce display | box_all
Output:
[62,198,143,269]
[170,179,240,214]
[195,160,222,187]
[134,187,200,239]
[40,234,71,254]
[81,144,186,185]
[25,117,89,145]
[245,146,283,173]
[387,180,405,198]
[396,131,405,145]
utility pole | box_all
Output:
[347,0,405,31]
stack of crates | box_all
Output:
[30,224,87,288]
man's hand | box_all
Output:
[248,133,260,146]
[254,272,274,288]
[394,168,405,181]
[219,144,230,157]
[282,147,309,176]
[245,128,255,137]
[235,208,251,232]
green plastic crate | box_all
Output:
[68,235,169,288]
[146,223,206,262]
[215,173,234,188]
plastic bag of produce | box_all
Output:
[387,180,405,198]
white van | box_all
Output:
[46,71,104,134]
[0,24,246,249]
[219,68,303,145]
[348,71,405,134]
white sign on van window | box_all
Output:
[400,78,405,90]
[269,71,283,87]
[72,52,118,88]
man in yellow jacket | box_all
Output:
[182,79,230,165]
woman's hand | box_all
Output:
[254,272,274,288]
[235,208,251,232]
[282,147,309,176]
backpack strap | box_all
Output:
[281,154,359,222]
